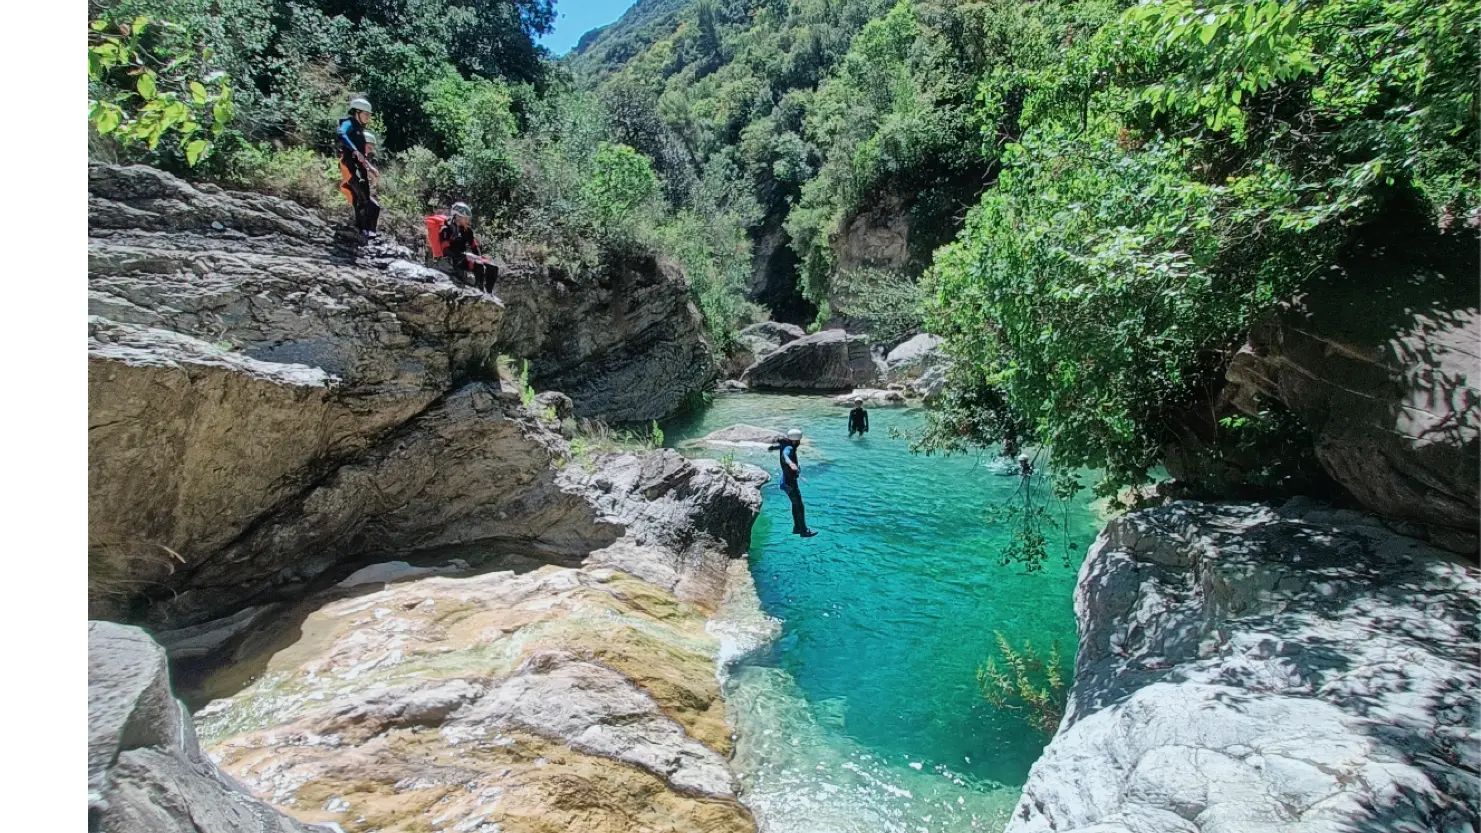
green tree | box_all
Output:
[586,142,660,222]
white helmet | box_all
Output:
[348,96,373,114]
[450,201,473,218]
[362,130,377,145]
[854,398,864,405]
[787,428,803,441]
[1018,454,1030,463]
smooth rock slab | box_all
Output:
[198,564,756,832]
[831,388,909,407]
[740,329,879,391]
[1008,501,1480,833]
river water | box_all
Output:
[664,394,1101,833]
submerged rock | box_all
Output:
[89,621,322,833]
[1010,501,1480,833]
[740,329,879,392]
[683,424,786,451]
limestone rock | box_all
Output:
[831,388,908,407]
[89,164,738,628]
[740,329,879,391]
[496,250,716,421]
[88,164,507,622]
[557,450,766,608]
[738,321,806,355]
[1223,235,1479,550]
[911,362,950,404]
[718,379,750,393]
[117,384,590,628]
[195,564,756,833]
[531,390,575,421]
[1009,501,1480,833]
[884,333,945,381]
[682,424,786,451]
[89,621,321,833]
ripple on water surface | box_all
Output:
[668,395,1101,833]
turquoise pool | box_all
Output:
[664,394,1101,832]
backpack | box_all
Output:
[426,215,449,258]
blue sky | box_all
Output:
[540,0,641,55]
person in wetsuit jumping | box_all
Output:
[774,428,817,537]
[848,397,869,438]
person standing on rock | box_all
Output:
[775,428,817,538]
[439,202,499,294]
[848,398,869,438]
[337,97,381,240]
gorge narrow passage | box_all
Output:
[665,395,1103,832]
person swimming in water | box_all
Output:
[848,398,869,438]
[771,428,817,537]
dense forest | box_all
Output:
[89,0,1479,503]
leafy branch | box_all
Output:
[87,16,235,166]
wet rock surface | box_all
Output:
[1010,500,1480,833]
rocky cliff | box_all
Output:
[1223,231,1479,552]
[1009,501,1479,833]
[496,249,716,422]
[89,164,719,628]
[92,446,766,833]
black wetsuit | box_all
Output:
[336,118,380,235]
[778,440,809,534]
[439,221,498,292]
[848,407,869,437]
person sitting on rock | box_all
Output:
[769,428,817,538]
[336,97,381,240]
[848,398,869,438]
[439,202,499,293]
